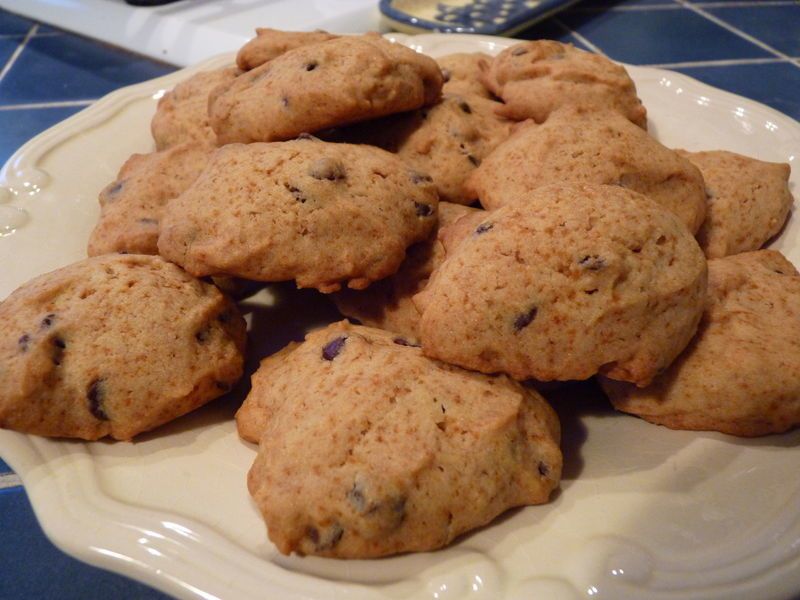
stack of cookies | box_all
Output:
[0,30,796,560]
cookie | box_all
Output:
[483,40,647,128]
[151,67,240,150]
[236,28,338,71]
[238,321,562,557]
[388,94,513,204]
[209,35,443,144]
[676,149,793,258]
[438,52,494,98]
[157,138,439,292]
[0,254,247,441]
[332,202,479,339]
[466,109,706,234]
[87,143,212,257]
[601,250,800,437]
[415,183,708,386]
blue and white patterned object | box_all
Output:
[380,0,580,36]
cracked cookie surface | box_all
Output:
[483,40,647,128]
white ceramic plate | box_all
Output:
[1,33,799,600]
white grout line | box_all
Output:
[568,0,795,12]
[675,0,800,69]
[0,31,62,39]
[570,4,681,12]
[0,473,22,490]
[694,0,798,7]
[0,23,37,85]
[0,99,96,111]
[552,18,607,56]
[645,56,791,69]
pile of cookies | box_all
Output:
[0,30,797,560]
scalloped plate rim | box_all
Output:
[0,32,799,600]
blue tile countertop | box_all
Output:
[0,1,798,598]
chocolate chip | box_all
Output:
[578,255,606,270]
[458,100,472,114]
[87,378,109,421]
[304,61,318,71]
[18,333,30,352]
[40,313,55,329]
[107,181,124,196]
[217,310,231,324]
[511,47,529,56]
[306,526,319,545]
[475,222,493,235]
[306,524,343,551]
[308,157,346,181]
[347,482,367,512]
[392,497,407,521]
[513,307,538,332]
[584,289,599,295]
[195,328,209,343]
[322,336,347,360]
[52,337,66,365]
[538,462,549,476]
[285,184,307,203]
[409,171,433,185]
[441,68,451,82]
[393,337,419,347]
[467,154,480,166]
[774,269,786,275]
[415,202,433,217]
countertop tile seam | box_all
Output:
[570,4,682,12]
[552,17,607,55]
[0,473,22,490]
[675,0,800,68]
[0,22,35,84]
[692,0,797,6]
[0,99,96,110]
[646,56,793,68]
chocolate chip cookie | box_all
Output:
[151,67,240,150]
[332,202,479,338]
[601,250,800,436]
[676,149,793,258]
[466,109,706,233]
[438,52,494,98]
[236,28,338,71]
[238,321,561,557]
[415,183,708,386]
[0,254,247,440]
[210,35,443,144]
[483,40,647,128]
[88,142,212,256]
[158,138,439,292]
